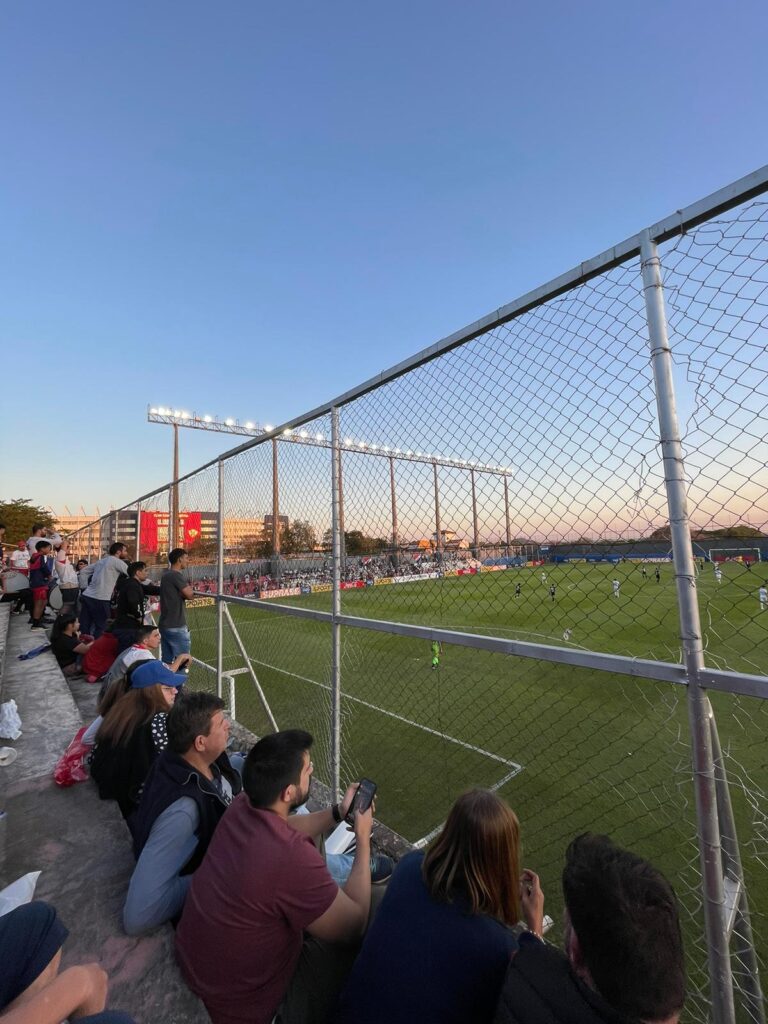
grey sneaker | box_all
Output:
[370,855,394,885]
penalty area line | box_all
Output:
[244,656,522,773]
[412,763,525,849]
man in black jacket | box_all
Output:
[494,833,685,1024]
[112,561,162,651]
[123,691,241,935]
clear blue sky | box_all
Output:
[1,0,765,514]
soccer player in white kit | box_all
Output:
[612,579,620,598]
[714,567,722,584]
[759,586,767,611]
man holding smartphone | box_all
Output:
[176,729,390,1024]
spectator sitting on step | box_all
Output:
[82,629,191,748]
[123,691,242,935]
[493,832,685,1024]
[50,612,94,677]
[28,540,54,629]
[89,661,185,821]
[100,625,190,696]
[0,900,134,1024]
[79,543,129,639]
[112,561,162,652]
[336,789,530,1024]
[176,729,392,1024]
[81,621,119,683]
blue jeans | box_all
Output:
[78,1015,135,1023]
[160,626,191,665]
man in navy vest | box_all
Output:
[123,691,241,935]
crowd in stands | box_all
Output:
[1,524,687,1024]
[192,554,469,597]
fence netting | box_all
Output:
[57,179,768,1024]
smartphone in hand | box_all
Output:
[345,778,377,824]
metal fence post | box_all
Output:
[272,438,281,583]
[135,505,142,563]
[709,716,765,1024]
[338,446,346,573]
[470,468,480,559]
[433,462,442,561]
[216,459,224,701]
[503,474,512,558]
[330,408,342,802]
[641,229,736,1024]
[389,456,399,567]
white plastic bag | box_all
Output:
[0,699,22,740]
[0,872,41,917]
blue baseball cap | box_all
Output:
[131,661,185,690]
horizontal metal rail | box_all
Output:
[212,593,768,698]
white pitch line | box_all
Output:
[413,763,525,848]
[246,656,521,770]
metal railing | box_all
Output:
[64,166,768,1024]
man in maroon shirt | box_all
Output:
[175,729,377,1024]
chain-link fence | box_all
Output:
[61,167,768,1024]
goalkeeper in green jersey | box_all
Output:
[430,639,442,671]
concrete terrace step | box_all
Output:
[0,613,209,1024]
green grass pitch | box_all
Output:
[184,559,767,1002]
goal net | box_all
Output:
[708,547,762,564]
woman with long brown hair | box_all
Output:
[89,661,184,820]
[335,789,544,1024]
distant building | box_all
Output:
[57,510,287,562]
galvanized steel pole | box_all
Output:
[216,459,224,701]
[504,475,512,558]
[389,456,399,566]
[433,462,442,560]
[135,506,142,564]
[470,468,480,559]
[641,230,735,1024]
[330,407,342,802]
[272,438,281,583]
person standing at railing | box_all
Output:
[112,561,161,652]
[80,543,129,638]
[159,548,193,670]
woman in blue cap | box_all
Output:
[89,661,185,824]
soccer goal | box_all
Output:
[708,548,762,564]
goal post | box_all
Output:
[708,547,762,564]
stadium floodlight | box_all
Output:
[203,415,213,423]
[264,424,274,432]
[299,429,308,438]
[316,433,324,441]
[225,418,235,426]
[245,421,255,430]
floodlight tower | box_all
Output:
[147,406,267,554]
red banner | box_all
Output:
[140,511,160,554]
[183,512,202,547]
